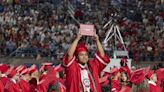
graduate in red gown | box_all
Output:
[28,64,40,92]
[37,66,57,92]
[130,67,150,92]
[17,67,30,92]
[4,66,21,92]
[146,70,162,92]
[120,71,132,92]
[110,67,121,92]
[0,63,9,86]
[39,62,53,81]
[63,32,110,92]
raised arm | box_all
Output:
[94,32,105,57]
[67,33,82,61]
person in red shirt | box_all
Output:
[63,32,110,92]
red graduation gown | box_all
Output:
[111,79,121,92]
[17,79,30,92]
[148,81,162,92]
[0,77,9,86]
[4,80,20,92]
[29,78,37,92]
[37,67,59,92]
[39,73,47,81]
[37,82,47,92]
[63,52,110,92]
[120,85,131,92]
[0,80,4,92]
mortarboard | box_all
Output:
[20,68,29,75]
[130,68,145,85]
[37,67,58,89]
[54,64,63,72]
[119,66,131,78]
[146,70,154,79]
[40,62,53,72]
[75,42,88,55]
[28,64,37,74]
[110,67,120,76]
[16,65,27,74]
[119,67,127,73]
[6,66,17,78]
[0,63,8,73]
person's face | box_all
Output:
[13,74,19,81]
[31,70,40,79]
[117,72,121,78]
[121,73,128,82]
[77,51,89,64]
[151,74,157,82]
[24,74,31,82]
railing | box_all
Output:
[1,48,164,61]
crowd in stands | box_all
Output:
[0,0,163,62]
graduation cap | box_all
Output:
[129,67,150,85]
[41,62,53,66]
[40,62,53,72]
[6,66,17,78]
[0,63,8,73]
[54,64,63,72]
[119,67,127,73]
[146,70,154,79]
[130,69,145,85]
[119,66,131,78]
[110,67,120,76]
[16,65,27,74]
[20,68,29,75]
[28,64,37,74]
[75,42,88,55]
[39,67,58,86]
